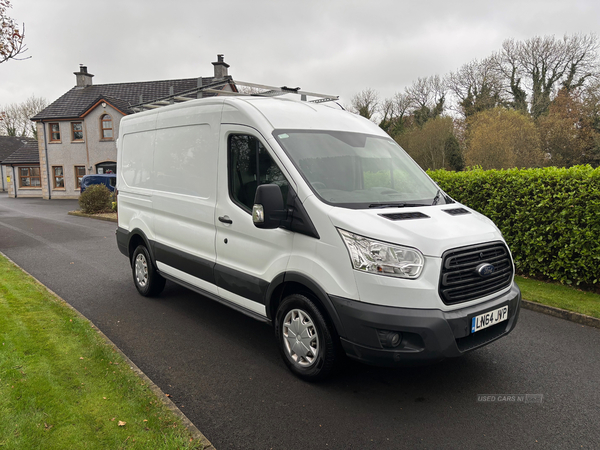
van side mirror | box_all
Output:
[253,184,288,229]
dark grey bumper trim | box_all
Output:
[330,282,521,366]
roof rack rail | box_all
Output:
[130,79,339,113]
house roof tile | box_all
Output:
[0,136,37,163]
[32,76,231,121]
[2,140,39,165]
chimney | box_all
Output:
[212,54,230,79]
[74,64,94,89]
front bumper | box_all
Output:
[330,282,521,366]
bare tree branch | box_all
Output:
[0,95,48,137]
[495,34,599,117]
[404,75,447,126]
[446,58,504,117]
[0,0,29,64]
[351,88,379,121]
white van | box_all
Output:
[116,96,521,380]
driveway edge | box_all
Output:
[521,299,600,329]
[68,210,118,223]
[0,251,215,450]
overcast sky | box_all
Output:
[1,0,600,109]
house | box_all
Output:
[0,136,39,196]
[21,55,236,199]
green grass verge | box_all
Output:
[0,255,202,449]
[516,275,600,319]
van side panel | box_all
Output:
[121,131,155,189]
[151,105,222,295]
[118,121,157,241]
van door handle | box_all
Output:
[218,216,233,224]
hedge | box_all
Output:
[428,166,600,287]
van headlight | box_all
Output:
[338,229,424,279]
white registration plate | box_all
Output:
[471,306,508,333]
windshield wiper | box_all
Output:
[368,202,429,209]
[432,189,455,206]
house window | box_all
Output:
[95,161,116,174]
[19,167,41,188]
[72,122,84,141]
[52,166,65,189]
[49,123,61,142]
[74,166,86,189]
[101,114,113,139]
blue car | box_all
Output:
[80,174,116,193]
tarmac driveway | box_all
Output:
[0,194,599,449]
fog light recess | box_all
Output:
[377,330,403,349]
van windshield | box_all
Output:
[273,130,449,209]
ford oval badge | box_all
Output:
[476,263,495,277]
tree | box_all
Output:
[494,34,599,118]
[444,134,464,171]
[0,0,28,64]
[351,88,379,121]
[465,108,543,169]
[583,79,600,135]
[537,89,599,167]
[396,116,456,170]
[378,92,411,137]
[405,75,446,127]
[0,95,48,138]
[447,58,504,118]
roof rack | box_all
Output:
[130,79,339,112]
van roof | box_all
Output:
[120,96,388,138]
[223,97,387,136]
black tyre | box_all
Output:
[131,245,166,297]
[275,293,339,381]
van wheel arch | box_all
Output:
[127,230,154,267]
[267,273,346,341]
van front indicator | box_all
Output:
[338,229,424,279]
[252,204,265,223]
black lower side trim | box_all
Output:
[214,263,268,305]
[151,240,268,305]
[154,242,216,285]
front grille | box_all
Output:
[439,242,513,305]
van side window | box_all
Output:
[229,134,289,211]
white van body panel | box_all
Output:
[117,111,157,240]
[223,97,384,135]
[328,205,502,258]
[151,104,222,291]
[286,194,360,300]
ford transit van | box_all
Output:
[116,96,521,380]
